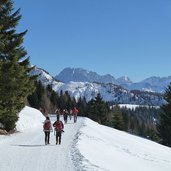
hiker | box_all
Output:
[69,109,73,120]
[43,116,53,145]
[53,115,64,145]
[72,107,79,123]
[63,109,68,124]
[55,108,61,118]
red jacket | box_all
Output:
[72,107,79,116]
[53,120,64,132]
[43,120,52,132]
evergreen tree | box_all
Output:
[120,106,159,141]
[27,91,39,109]
[158,83,171,147]
[77,97,87,116]
[28,81,57,112]
[0,0,35,131]
[50,90,59,108]
[87,93,109,124]
[111,105,125,130]
[27,81,43,109]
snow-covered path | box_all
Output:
[1,106,171,171]
[0,115,84,171]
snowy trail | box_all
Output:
[0,116,84,171]
[1,107,171,171]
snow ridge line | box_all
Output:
[71,131,87,171]
[71,119,110,171]
[71,119,87,171]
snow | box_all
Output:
[30,67,56,86]
[110,104,160,110]
[16,106,45,131]
[118,104,159,109]
[0,106,171,171]
[77,118,171,171]
[0,106,83,171]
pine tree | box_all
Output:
[87,93,109,124]
[0,0,35,131]
[27,81,44,109]
[111,105,125,131]
[77,97,87,116]
[157,83,171,147]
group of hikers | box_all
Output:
[42,107,79,145]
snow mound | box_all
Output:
[16,106,45,132]
[77,118,171,171]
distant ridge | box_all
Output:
[55,67,116,84]
[55,67,171,93]
[30,67,165,106]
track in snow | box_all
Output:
[0,116,84,171]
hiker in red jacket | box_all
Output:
[53,115,64,145]
[72,107,79,123]
[43,116,52,145]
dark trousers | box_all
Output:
[45,131,50,145]
[56,131,62,144]
[74,115,77,123]
[64,115,68,124]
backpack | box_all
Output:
[43,120,51,130]
[55,121,63,132]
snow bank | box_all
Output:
[77,118,171,171]
[16,106,45,132]
[118,104,159,109]
[1,106,171,171]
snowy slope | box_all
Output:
[130,76,171,93]
[0,106,171,171]
[30,67,60,86]
[31,67,164,106]
[77,119,171,171]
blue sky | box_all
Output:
[14,0,171,82]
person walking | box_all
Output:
[55,108,61,118]
[72,107,79,123]
[43,116,53,145]
[53,115,64,145]
[63,109,68,124]
[69,109,73,120]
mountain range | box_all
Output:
[30,67,165,106]
[55,67,171,93]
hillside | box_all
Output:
[30,67,165,106]
[0,106,171,171]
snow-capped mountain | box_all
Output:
[30,67,60,86]
[122,76,171,93]
[116,76,133,85]
[56,67,171,93]
[31,67,165,106]
[55,67,116,84]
